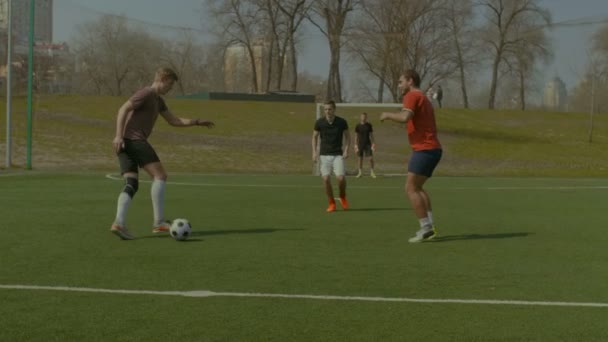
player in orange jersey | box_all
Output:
[380,70,442,243]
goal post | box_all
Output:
[313,102,403,175]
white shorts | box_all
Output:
[320,155,345,177]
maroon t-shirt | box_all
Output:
[123,87,168,140]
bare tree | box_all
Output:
[160,30,207,95]
[444,0,478,108]
[73,15,163,95]
[206,0,265,93]
[204,42,229,92]
[308,0,358,102]
[255,0,281,92]
[477,0,551,109]
[347,0,455,103]
[570,24,608,114]
[347,0,401,102]
[510,26,552,110]
[275,0,312,91]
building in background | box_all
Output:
[34,41,74,93]
[543,76,568,111]
[224,38,295,93]
[0,0,53,43]
[224,43,259,93]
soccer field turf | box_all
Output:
[1,173,607,341]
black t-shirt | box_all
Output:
[355,122,373,148]
[314,116,349,156]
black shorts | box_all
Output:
[408,149,442,177]
[357,145,373,157]
[117,139,160,174]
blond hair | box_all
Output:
[155,67,179,82]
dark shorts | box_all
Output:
[117,139,160,174]
[357,145,373,157]
[408,149,442,177]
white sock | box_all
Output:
[427,211,434,225]
[115,192,131,226]
[151,179,166,226]
[419,217,432,229]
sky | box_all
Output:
[52,0,608,88]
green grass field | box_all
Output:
[1,173,607,341]
[2,95,608,176]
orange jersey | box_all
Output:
[403,90,442,151]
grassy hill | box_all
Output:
[1,95,608,176]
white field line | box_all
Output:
[1,284,607,308]
[104,174,608,191]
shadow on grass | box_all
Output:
[342,207,411,212]
[429,232,532,243]
[191,228,304,237]
[139,228,304,239]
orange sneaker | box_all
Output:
[152,221,171,233]
[326,202,337,212]
[110,223,135,240]
[339,197,349,210]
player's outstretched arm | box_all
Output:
[380,110,413,123]
[160,110,214,128]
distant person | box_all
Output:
[354,112,376,178]
[435,85,443,108]
[110,67,215,240]
[312,100,350,212]
[380,69,442,243]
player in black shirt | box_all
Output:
[354,112,376,178]
[312,100,350,212]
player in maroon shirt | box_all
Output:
[110,67,214,240]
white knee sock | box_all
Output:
[151,179,166,226]
[115,192,131,226]
[419,217,432,229]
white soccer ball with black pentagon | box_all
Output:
[170,218,192,241]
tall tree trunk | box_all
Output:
[519,69,526,110]
[265,38,275,92]
[458,63,469,109]
[327,38,342,101]
[288,37,298,91]
[275,35,289,90]
[488,53,501,109]
[453,35,469,108]
[246,46,259,93]
[377,64,387,103]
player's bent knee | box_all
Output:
[123,177,139,198]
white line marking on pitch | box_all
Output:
[105,174,608,191]
[1,284,607,308]
[104,174,392,189]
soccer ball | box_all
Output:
[170,218,192,241]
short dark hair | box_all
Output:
[402,69,421,87]
[323,100,336,109]
[156,67,179,82]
